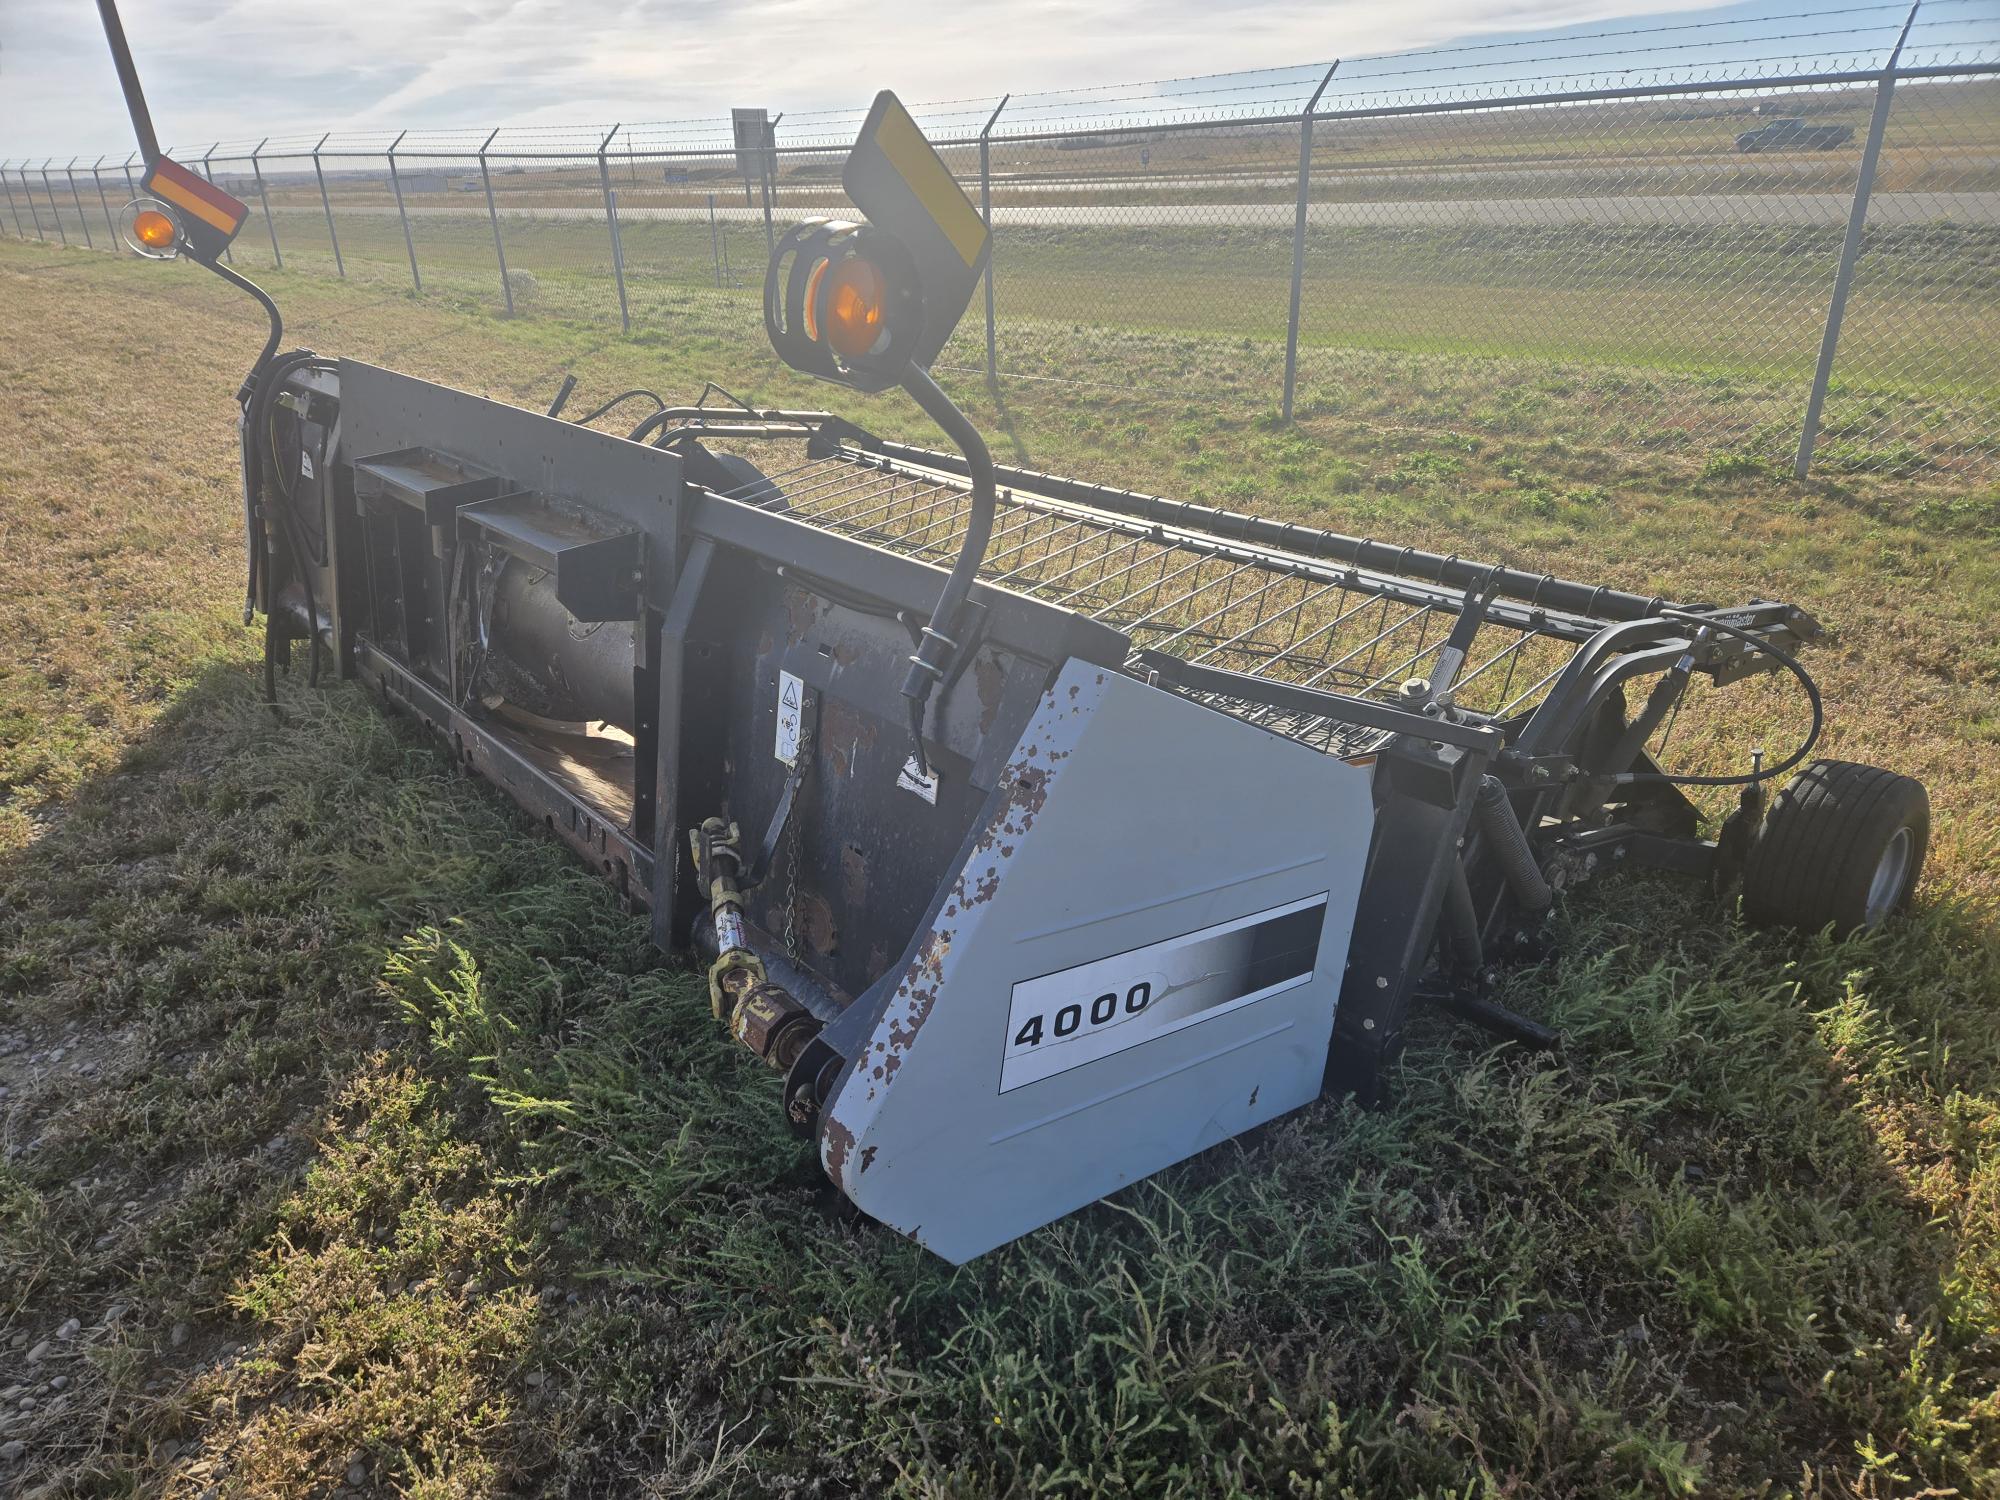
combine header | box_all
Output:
[93,3,1930,1261]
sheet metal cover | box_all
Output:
[843,91,990,368]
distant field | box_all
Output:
[146,201,1994,477]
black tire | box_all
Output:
[683,446,788,512]
[1741,760,1929,935]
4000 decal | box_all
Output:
[998,893,1328,1094]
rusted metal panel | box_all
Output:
[820,659,1374,1263]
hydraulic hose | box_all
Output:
[896,366,996,776]
[1611,608,1824,788]
[1475,775,1553,912]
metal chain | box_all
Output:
[784,720,812,965]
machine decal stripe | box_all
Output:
[1000,892,1329,1094]
[145,156,245,233]
[872,97,987,268]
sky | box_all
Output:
[0,0,1970,160]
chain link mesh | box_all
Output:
[5,8,1993,477]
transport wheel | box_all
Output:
[1741,760,1929,935]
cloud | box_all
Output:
[2,0,1764,159]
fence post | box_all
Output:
[40,162,68,245]
[90,155,117,241]
[1282,62,1339,424]
[980,94,1010,391]
[19,164,45,240]
[309,134,343,277]
[760,114,781,258]
[386,130,421,293]
[708,193,722,287]
[199,147,233,263]
[64,158,95,249]
[597,123,631,333]
[250,138,282,267]
[1794,5,1916,479]
[478,128,511,315]
[121,153,138,199]
[1,163,23,239]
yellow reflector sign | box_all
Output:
[842,91,991,369]
[871,96,987,268]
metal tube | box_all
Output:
[1282,62,1338,424]
[979,94,1009,390]
[897,365,997,764]
[597,125,630,333]
[64,159,95,249]
[250,138,281,267]
[93,0,161,166]
[311,133,343,277]
[1794,7,1917,479]
[90,156,116,241]
[478,128,511,314]
[386,130,420,293]
[121,153,138,198]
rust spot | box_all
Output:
[830,745,850,779]
[1249,1085,1260,1108]
[823,1117,856,1182]
[784,585,824,645]
[841,843,868,909]
[867,941,891,982]
[860,1145,878,1173]
[822,698,877,752]
[756,629,775,657]
[834,641,860,668]
[799,891,838,955]
[1069,683,1080,700]
[975,651,1006,734]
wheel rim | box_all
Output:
[1864,827,1914,928]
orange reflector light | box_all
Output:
[133,209,178,251]
[823,256,887,359]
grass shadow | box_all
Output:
[0,652,1993,1495]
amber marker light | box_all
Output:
[821,255,888,359]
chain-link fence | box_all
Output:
[6,4,1995,477]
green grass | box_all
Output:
[1,238,1997,1496]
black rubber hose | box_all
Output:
[569,389,666,426]
[245,350,330,701]
[1611,608,1824,788]
[1475,775,1554,911]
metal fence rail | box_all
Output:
[6,4,1995,478]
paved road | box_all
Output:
[318,190,1998,229]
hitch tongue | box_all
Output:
[688,817,821,1070]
